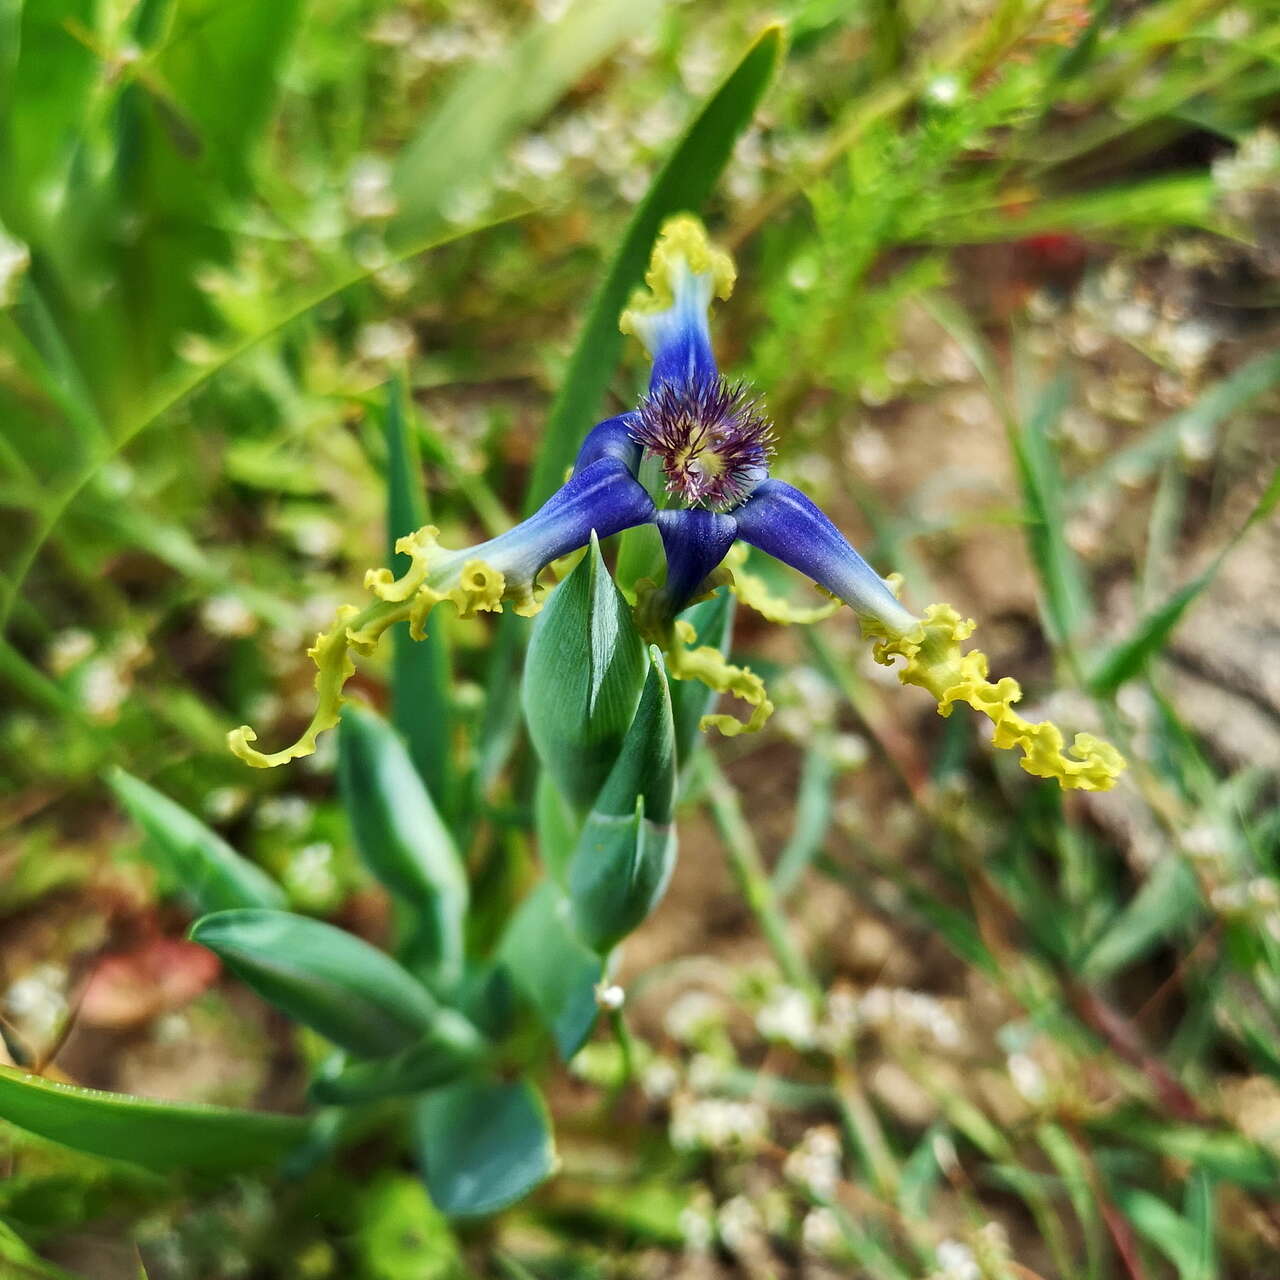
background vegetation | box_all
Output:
[2,0,1280,1276]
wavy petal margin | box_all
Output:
[229,528,529,768]
[864,604,1126,792]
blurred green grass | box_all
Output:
[3,0,1280,1277]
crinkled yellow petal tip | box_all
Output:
[866,603,1126,792]
[619,213,736,336]
[633,578,772,737]
[229,526,542,769]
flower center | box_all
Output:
[630,376,773,512]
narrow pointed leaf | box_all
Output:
[338,704,467,985]
[522,534,647,811]
[568,648,677,952]
[499,880,602,1059]
[384,376,453,808]
[525,24,786,510]
[0,1066,306,1173]
[1088,466,1280,695]
[108,768,284,914]
[413,1078,555,1217]
[189,909,441,1058]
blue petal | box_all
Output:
[440,458,655,585]
[655,508,738,615]
[574,413,642,474]
[644,272,719,392]
[733,480,917,635]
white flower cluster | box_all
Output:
[858,985,963,1050]
[669,1094,768,1152]
[783,1125,843,1199]
[4,963,68,1041]
[1211,128,1280,195]
[756,985,818,1050]
[663,989,724,1046]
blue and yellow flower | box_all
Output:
[231,216,1124,792]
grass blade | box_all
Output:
[384,376,453,808]
[1088,465,1280,694]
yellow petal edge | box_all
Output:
[228,527,541,768]
[723,543,842,625]
[865,603,1126,792]
[633,577,773,738]
[619,213,736,336]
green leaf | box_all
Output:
[338,704,467,986]
[1070,350,1280,504]
[668,586,735,769]
[524,23,786,510]
[107,768,285,914]
[499,880,602,1060]
[189,909,442,1058]
[309,1011,488,1105]
[522,533,648,812]
[1088,465,1280,694]
[1010,370,1092,644]
[568,648,677,953]
[353,1174,461,1280]
[1114,1187,1212,1280]
[384,376,453,811]
[390,0,662,242]
[534,768,581,885]
[1080,855,1202,981]
[0,1066,306,1174]
[1106,1118,1279,1190]
[413,1078,555,1218]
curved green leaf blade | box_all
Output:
[0,1066,306,1173]
[413,1078,555,1217]
[190,909,441,1058]
[525,23,786,511]
[108,768,285,914]
[384,375,453,809]
[523,533,648,812]
[338,704,467,985]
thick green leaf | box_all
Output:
[0,1066,306,1173]
[384,376,453,811]
[525,24,786,510]
[108,768,285,914]
[568,649,677,953]
[390,0,662,241]
[414,1078,555,1217]
[534,769,581,885]
[190,909,442,1058]
[338,704,467,986]
[499,880,602,1060]
[668,586,735,769]
[523,534,648,811]
[309,1011,488,1105]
